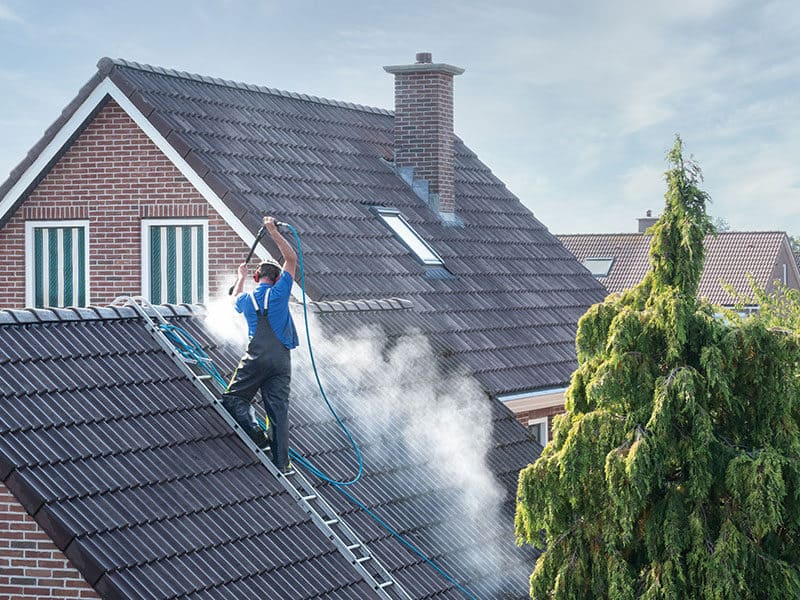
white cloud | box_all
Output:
[0,2,21,22]
[621,164,666,206]
[713,154,800,230]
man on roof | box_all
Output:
[222,216,299,473]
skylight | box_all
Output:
[373,208,443,266]
[582,257,614,277]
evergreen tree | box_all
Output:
[515,136,800,599]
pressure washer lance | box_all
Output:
[226,222,293,296]
[227,226,266,295]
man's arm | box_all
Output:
[231,262,248,297]
[264,216,297,279]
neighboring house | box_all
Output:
[0,54,605,437]
[0,54,605,597]
[0,301,539,598]
[559,215,800,309]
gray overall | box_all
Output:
[222,290,291,469]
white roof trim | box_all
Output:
[0,81,111,223]
[498,387,568,413]
[497,387,567,402]
[0,76,305,303]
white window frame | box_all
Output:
[527,417,549,446]
[141,218,209,304]
[25,220,91,308]
[373,207,444,266]
[582,256,615,277]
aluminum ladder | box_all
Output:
[113,297,411,600]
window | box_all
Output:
[25,221,89,308]
[142,220,207,304]
[373,207,443,266]
[582,257,614,277]
[528,417,549,446]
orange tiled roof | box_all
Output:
[558,231,795,305]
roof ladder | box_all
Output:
[114,297,411,600]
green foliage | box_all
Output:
[516,136,800,599]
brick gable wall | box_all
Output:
[0,483,98,599]
[0,99,250,309]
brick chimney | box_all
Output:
[638,209,659,232]
[384,53,464,220]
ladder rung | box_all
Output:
[324,518,339,526]
[301,494,317,501]
[346,543,361,551]
[197,374,212,380]
[355,556,372,564]
[377,581,394,589]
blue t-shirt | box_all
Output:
[235,272,299,349]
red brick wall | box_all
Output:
[392,66,457,213]
[0,482,98,599]
[0,100,250,309]
[514,405,565,442]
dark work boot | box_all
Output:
[247,427,271,450]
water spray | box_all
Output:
[183,218,478,599]
[278,220,478,599]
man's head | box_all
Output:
[254,259,282,284]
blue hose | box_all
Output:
[281,222,364,487]
[281,222,477,600]
[337,486,478,600]
[160,324,228,389]
[159,222,476,600]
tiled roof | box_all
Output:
[556,234,652,297]
[0,305,539,598]
[0,57,604,396]
[0,305,374,598]
[558,231,794,305]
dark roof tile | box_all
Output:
[0,309,539,597]
[61,59,607,395]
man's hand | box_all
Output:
[263,215,297,279]
[230,262,249,296]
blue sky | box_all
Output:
[0,0,798,234]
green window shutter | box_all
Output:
[32,225,87,308]
[47,229,58,307]
[150,226,162,303]
[148,224,205,305]
[62,229,73,306]
[34,228,44,308]
[196,225,204,303]
[182,226,192,303]
[77,227,86,306]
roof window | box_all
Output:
[373,207,443,266]
[582,257,614,277]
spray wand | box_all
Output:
[227,226,266,295]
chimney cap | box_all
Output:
[384,53,465,76]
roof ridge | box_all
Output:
[555,232,646,237]
[0,303,202,326]
[557,230,789,237]
[308,297,414,313]
[99,57,393,117]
